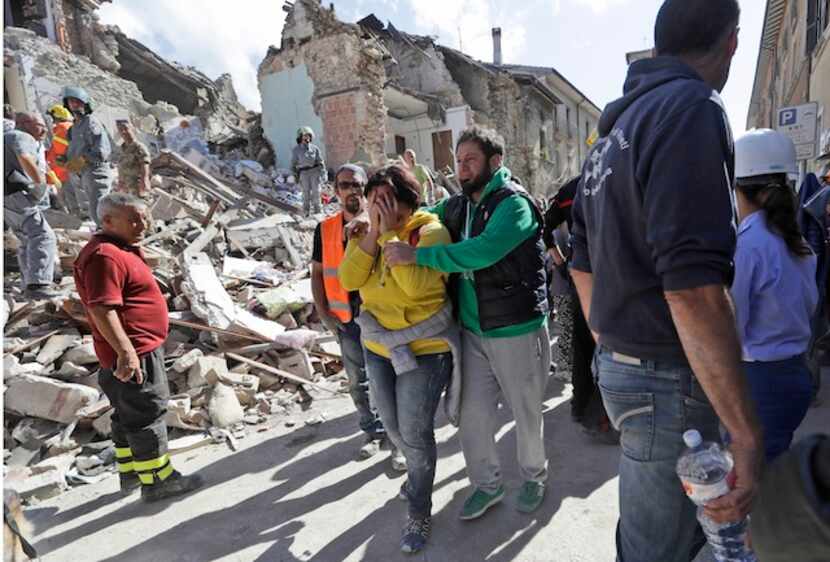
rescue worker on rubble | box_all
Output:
[4,112,61,300]
[115,120,152,198]
[310,164,399,464]
[63,85,113,228]
[291,126,325,216]
[74,192,204,502]
[46,104,77,213]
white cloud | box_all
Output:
[568,0,631,14]
[98,1,285,111]
[406,0,527,64]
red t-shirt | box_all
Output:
[73,234,169,369]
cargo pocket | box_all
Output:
[599,386,655,461]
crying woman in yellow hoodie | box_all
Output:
[338,169,452,358]
[338,164,452,553]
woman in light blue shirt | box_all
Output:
[731,129,818,462]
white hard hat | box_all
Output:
[735,129,798,181]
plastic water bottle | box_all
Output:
[675,429,756,562]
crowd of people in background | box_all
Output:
[3,0,829,559]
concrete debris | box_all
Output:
[36,332,81,365]
[5,374,100,424]
[4,1,355,504]
[61,342,99,365]
[187,355,229,389]
[208,384,245,429]
[172,348,204,373]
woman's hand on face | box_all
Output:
[376,192,399,233]
[367,192,382,234]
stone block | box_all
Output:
[92,409,114,437]
[5,374,100,424]
[172,348,203,373]
[36,333,81,365]
[187,355,228,389]
[208,383,244,428]
[61,342,99,365]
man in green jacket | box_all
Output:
[386,126,551,519]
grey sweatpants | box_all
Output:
[81,164,113,228]
[4,191,57,287]
[299,169,322,215]
[459,323,551,493]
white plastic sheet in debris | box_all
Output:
[181,252,285,341]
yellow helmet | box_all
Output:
[48,104,72,121]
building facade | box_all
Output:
[747,0,830,173]
[258,0,600,196]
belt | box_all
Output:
[297,165,319,173]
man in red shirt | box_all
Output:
[74,192,203,502]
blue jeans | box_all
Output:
[742,356,812,463]
[337,321,383,438]
[365,350,451,519]
[596,346,717,562]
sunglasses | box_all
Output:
[337,181,364,191]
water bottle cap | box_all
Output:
[683,429,702,448]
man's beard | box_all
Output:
[461,166,493,198]
[344,195,361,215]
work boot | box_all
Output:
[119,473,141,496]
[358,435,383,460]
[24,284,64,300]
[390,447,407,472]
[141,471,204,503]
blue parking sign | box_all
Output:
[779,109,797,127]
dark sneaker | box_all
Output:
[400,517,431,554]
[516,481,545,513]
[24,284,64,300]
[141,471,204,503]
[358,436,382,460]
[459,486,505,520]
[119,473,141,496]
[390,447,407,472]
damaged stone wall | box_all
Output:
[4,26,180,135]
[382,40,466,109]
[259,0,388,169]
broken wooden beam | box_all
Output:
[226,352,338,395]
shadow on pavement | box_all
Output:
[31,375,621,561]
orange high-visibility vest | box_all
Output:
[321,211,353,323]
[46,121,71,183]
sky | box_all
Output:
[98,0,766,135]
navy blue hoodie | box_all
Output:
[571,58,736,362]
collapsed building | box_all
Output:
[258,0,601,196]
[3,0,268,162]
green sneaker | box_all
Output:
[459,486,505,520]
[516,481,545,513]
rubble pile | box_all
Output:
[2,152,349,504]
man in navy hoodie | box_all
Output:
[571,1,762,560]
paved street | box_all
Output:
[26,373,829,562]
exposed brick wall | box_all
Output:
[318,92,359,166]
[259,3,388,169]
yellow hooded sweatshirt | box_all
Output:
[338,210,452,358]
